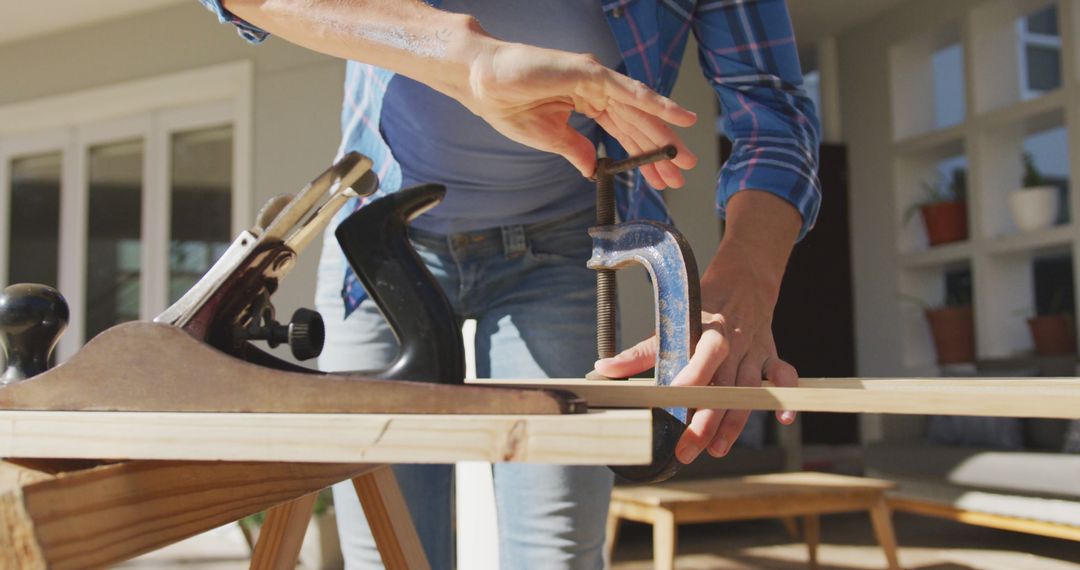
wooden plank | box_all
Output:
[354,467,430,570]
[471,378,1080,418]
[888,497,1080,541]
[0,409,651,465]
[249,493,318,570]
[0,462,49,570]
[2,460,377,570]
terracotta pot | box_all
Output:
[1027,314,1076,356]
[920,200,968,246]
[925,306,975,364]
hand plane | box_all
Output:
[587,146,702,483]
[0,152,584,416]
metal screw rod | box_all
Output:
[592,145,679,362]
[595,157,617,359]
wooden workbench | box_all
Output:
[0,408,651,570]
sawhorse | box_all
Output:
[1,460,429,569]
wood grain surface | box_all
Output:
[0,409,651,464]
[0,460,378,570]
[471,378,1080,418]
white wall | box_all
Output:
[0,2,344,322]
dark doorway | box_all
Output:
[720,141,858,445]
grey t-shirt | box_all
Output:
[379,0,622,234]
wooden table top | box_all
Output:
[613,472,896,506]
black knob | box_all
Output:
[0,284,69,385]
[286,308,324,361]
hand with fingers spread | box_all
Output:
[594,190,804,465]
[464,41,698,186]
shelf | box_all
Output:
[985,223,1075,256]
[894,124,966,157]
[883,0,1077,385]
[977,353,1077,375]
[899,240,973,269]
[898,362,978,378]
[976,88,1066,131]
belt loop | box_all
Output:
[501,225,527,258]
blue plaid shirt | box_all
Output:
[201,0,821,317]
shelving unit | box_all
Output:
[889,0,1080,371]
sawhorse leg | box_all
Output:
[249,465,430,570]
[250,493,318,570]
[354,466,431,570]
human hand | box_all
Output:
[593,191,803,464]
[465,40,698,188]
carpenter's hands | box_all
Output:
[465,41,698,187]
[594,192,802,464]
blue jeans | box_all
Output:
[315,207,613,569]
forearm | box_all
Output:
[223,0,491,101]
[704,190,801,299]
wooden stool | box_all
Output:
[606,471,901,570]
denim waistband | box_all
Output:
[407,207,594,258]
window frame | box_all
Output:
[0,62,252,360]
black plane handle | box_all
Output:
[0,283,68,385]
[334,184,465,385]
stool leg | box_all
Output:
[604,510,621,566]
[249,493,317,570]
[653,508,677,570]
[802,514,820,570]
[869,498,901,570]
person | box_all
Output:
[199,1,820,568]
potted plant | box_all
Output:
[1026,288,1076,356]
[902,291,975,364]
[1008,152,1059,232]
[905,168,968,246]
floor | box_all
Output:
[116,511,1079,569]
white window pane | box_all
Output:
[1026,44,1062,92]
[86,139,143,340]
[8,152,61,287]
[169,126,233,304]
[932,43,965,129]
[1026,5,1059,36]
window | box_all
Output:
[0,63,251,358]
[932,42,965,129]
[1018,4,1062,98]
[169,126,233,304]
[7,152,61,287]
[86,139,144,340]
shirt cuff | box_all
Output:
[199,0,270,44]
[716,138,821,241]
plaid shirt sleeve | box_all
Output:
[198,0,270,43]
[692,0,821,240]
